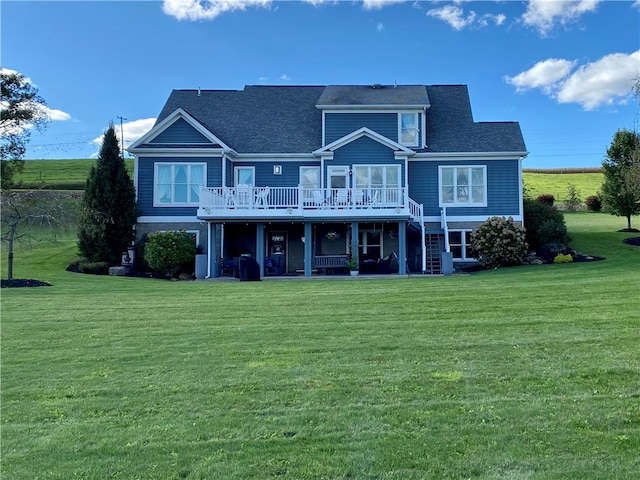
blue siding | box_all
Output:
[137,156,222,216]
[232,161,320,188]
[408,159,521,217]
[325,112,423,146]
[150,118,214,144]
[333,135,402,162]
[325,113,398,144]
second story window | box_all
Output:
[399,112,419,147]
[155,163,205,206]
[234,166,255,186]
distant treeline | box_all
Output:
[523,167,602,174]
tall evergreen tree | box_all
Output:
[600,128,640,230]
[78,123,137,264]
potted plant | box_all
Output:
[347,255,359,276]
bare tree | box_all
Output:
[1,190,74,281]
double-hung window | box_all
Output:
[439,166,486,206]
[448,231,475,261]
[155,163,205,206]
[399,112,419,147]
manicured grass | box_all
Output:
[2,216,639,479]
[523,172,603,203]
[13,159,134,190]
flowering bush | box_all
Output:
[144,230,196,278]
[470,216,528,269]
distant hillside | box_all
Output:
[13,159,134,190]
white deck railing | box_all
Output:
[199,185,411,214]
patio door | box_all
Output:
[328,166,349,190]
[266,231,287,274]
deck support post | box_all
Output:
[256,223,265,278]
[398,220,407,275]
[207,222,218,278]
[350,222,359,263]
[304,222,312,277]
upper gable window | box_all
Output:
[399,112,419,147]
[155,163,205,206]
[439,166,487,207]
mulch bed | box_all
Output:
[623,237,640,247]
[1,279,52,288]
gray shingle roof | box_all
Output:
[154,84,526,154]
[317,85,429,107]
[424,85,527,153]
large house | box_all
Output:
[128,84,527,278]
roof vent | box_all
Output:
[371,84,383,89]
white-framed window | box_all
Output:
[300,166,321,204]
[439,166,487,207]
[449,230,475,261]
[300,166,320,190]
[354,165,401,204]
[234,166,255,186]
[155,163,205,206]
[399,112,419,147]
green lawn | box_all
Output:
[2,214,639,479]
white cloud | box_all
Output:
[505,50,640,111]
[280,74,291,81]
[43,107,71,122]
[377,21,385,31]
[93,118,156,152]
[478,13,505,27]
[505,58,576,94]
[634,0,640,10]
[427,5,475,30]
[427,4,506,30]
[362,0,405,10]
[162,0,272,21]
[557,50,640,110]
[521,0,601,36]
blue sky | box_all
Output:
[2,0,639,168]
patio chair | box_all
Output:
[312,189,326,208]
[255,186,270,208]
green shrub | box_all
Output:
[144,230,196,278]
[67,258,110,275]
[563,183,582,212]
[585,195,602,212]
[470,216,528,269]
[79,261,110,275]
[553,253,574,264]
[536,194,555,206]
[523,198,570,253]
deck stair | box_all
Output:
[425,233,445,274]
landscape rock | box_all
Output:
[109,266,129,276]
